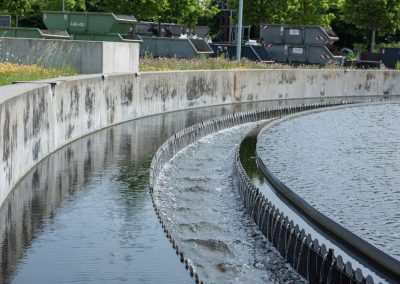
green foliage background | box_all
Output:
[1,0,400,50]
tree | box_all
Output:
[1,0,32,17]
[343,0,400,51]
[226,0,338,41]
[41,0,86,11]
[167,0,218,29]
[289,0,335,27]
[93,0,169,22]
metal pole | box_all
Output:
[62,0,65,11]
[236,0,243,60]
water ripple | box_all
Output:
[258,103,400,261]
[155,124,305,283]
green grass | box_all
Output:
[139,57,324,72]
[0,63,77,87]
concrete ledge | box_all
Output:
[0,69,399,207]
[0,37,139,74]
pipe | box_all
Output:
[236,0,243,60]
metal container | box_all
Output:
[0,27,70,39]
[0,15,11,27]
[265,44,341,65]
[209,43,272,62]
[71,33,141,43]
[134,22,208,38]
[260,24,338,46]
[380,48,400,69]
[308,45,341,65]
[193,26,210,38]
[140,36,213,58]
[43,11,136,35]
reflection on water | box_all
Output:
[0,98,361,283]
[0,115,196,284]
[155,124,304,283]
[240,135,265,185]
[0,99,311,283]
[258,103,400,261]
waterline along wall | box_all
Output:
[1,69,400,209]
[0,70,399,217]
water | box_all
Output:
[239,134,386,283]
[257,103,400,261]
[0,97,372,283]
[155,123,304,283]
[0,100,311,283]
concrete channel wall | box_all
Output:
[0,38,139,74]
[0,69,400,207]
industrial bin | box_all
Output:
[210,43,272,62]
[380,48,400,69]
[43,11,136,35]
[140,36,213,58]
[71,33,141,43]
[0,15,11,27]
[260,24,338,46]
[265,44,341,65]
[0,27,70,39]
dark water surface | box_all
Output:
[257,103,400,261]
[0,99,310,284]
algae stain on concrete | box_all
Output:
[186,77,216,101]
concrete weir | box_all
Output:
[1,69,400,209]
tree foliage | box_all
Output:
[0,0,218,27]
[343,0,400,34]
[228,0,336,27]
[343,0,400,50]
[1,0,399,50]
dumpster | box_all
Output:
[260,24,338,46]
[0,15,11,27]
[209,43,272,62]
[140,36,213,58]
[265,44,340,65]
[43,11,136,35]
[381,48,400,69]
[193,26,210,38]
[0,27,70,39]
[72,33,141,43]
[134,21,208,38]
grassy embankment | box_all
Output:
[0,63,77,87]
[1,57,335,87]
[139,57,309,71]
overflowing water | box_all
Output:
[0,100,317,283]
[0,97,379,283]
[257,103,400,261]
[154,123,304,283]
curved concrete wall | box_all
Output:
[0,69,399,206]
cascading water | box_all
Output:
[153,123,305,283]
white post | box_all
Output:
[62,0,65,11]
[236,0,243,61]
